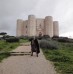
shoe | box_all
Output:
[36,54,38,57]
[31,54,33,56]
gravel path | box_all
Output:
[0,44,57,74]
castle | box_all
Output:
[16,15,59,37]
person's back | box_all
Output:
[30,37,40,57]
[34,38,40,57]
[31,38,36,56]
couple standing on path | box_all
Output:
[30,37,40,57]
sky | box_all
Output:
[0,0,73,38]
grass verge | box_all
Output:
[0,40,20,62]
[42,42,73,74]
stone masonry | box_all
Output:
[16,15,59,37]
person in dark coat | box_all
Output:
[30,37,40,57]
[34,38,40,56]
[31,38,36,56]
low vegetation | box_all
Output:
[0,35,73,74]
[20,39,29,43]
[0,40,19,62]
[39,38,73,74]
[39,39,58,49]
[0,36,29,62]
[5,37,19,42]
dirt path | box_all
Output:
[0,44,57,74]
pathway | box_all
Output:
[0,43,57,74]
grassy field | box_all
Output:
[0,39,29,62]
[42,41,73,74]
[0,40,20,62]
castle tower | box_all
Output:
[45,16,53,37]
[23,20,28,36]
[28,15,36,36]
[16,19,24,36]
[53,21,59,36]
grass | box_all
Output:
[0,40,20,62]
[20,39,29,43]
[1,37,73,74]
[41,41,73,74]
[0,39,29,62]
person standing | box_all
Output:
[30,37,40,57]
[31,38,35,56]
[34,38,40,57]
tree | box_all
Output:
[0,32,7,36]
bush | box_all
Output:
[6,37,19,42]
[57,37,69,42]
[52,36,59,41]
[43,35,50,38]
[39,39,58,49]
[37,37,41,40]
[52,36,59,38]
[2,35,15,40]
[41,41,73,74]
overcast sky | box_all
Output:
[0,0,73,38]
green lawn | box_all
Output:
[0,40,20,62]
[42,42,73,74]
[0,39,29,62]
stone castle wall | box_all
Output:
[23,20,28,36]
[16,19,24,36]
[16,15,59,37]
[53,21,59,36]
[36,18,44,36]
[44,16,53,37]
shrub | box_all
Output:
[35,36,42,40]
[6,37,19,43]
[2,35,15,40]
[43,35,50,38]
[39,39,58,49]
[52,36,59,38]
[52,36,59,41]
[57,37,69,42]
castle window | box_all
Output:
[26,25,27,28]
[40,24,41,28]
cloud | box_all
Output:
[1,0,39,16]
[27,0,59,17]
[0,0,73,37]
[0,0,39,35]
[60,31,73,38]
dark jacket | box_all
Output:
[31,39,36,52]
[31,39,40,53]
[34,39,40,53]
